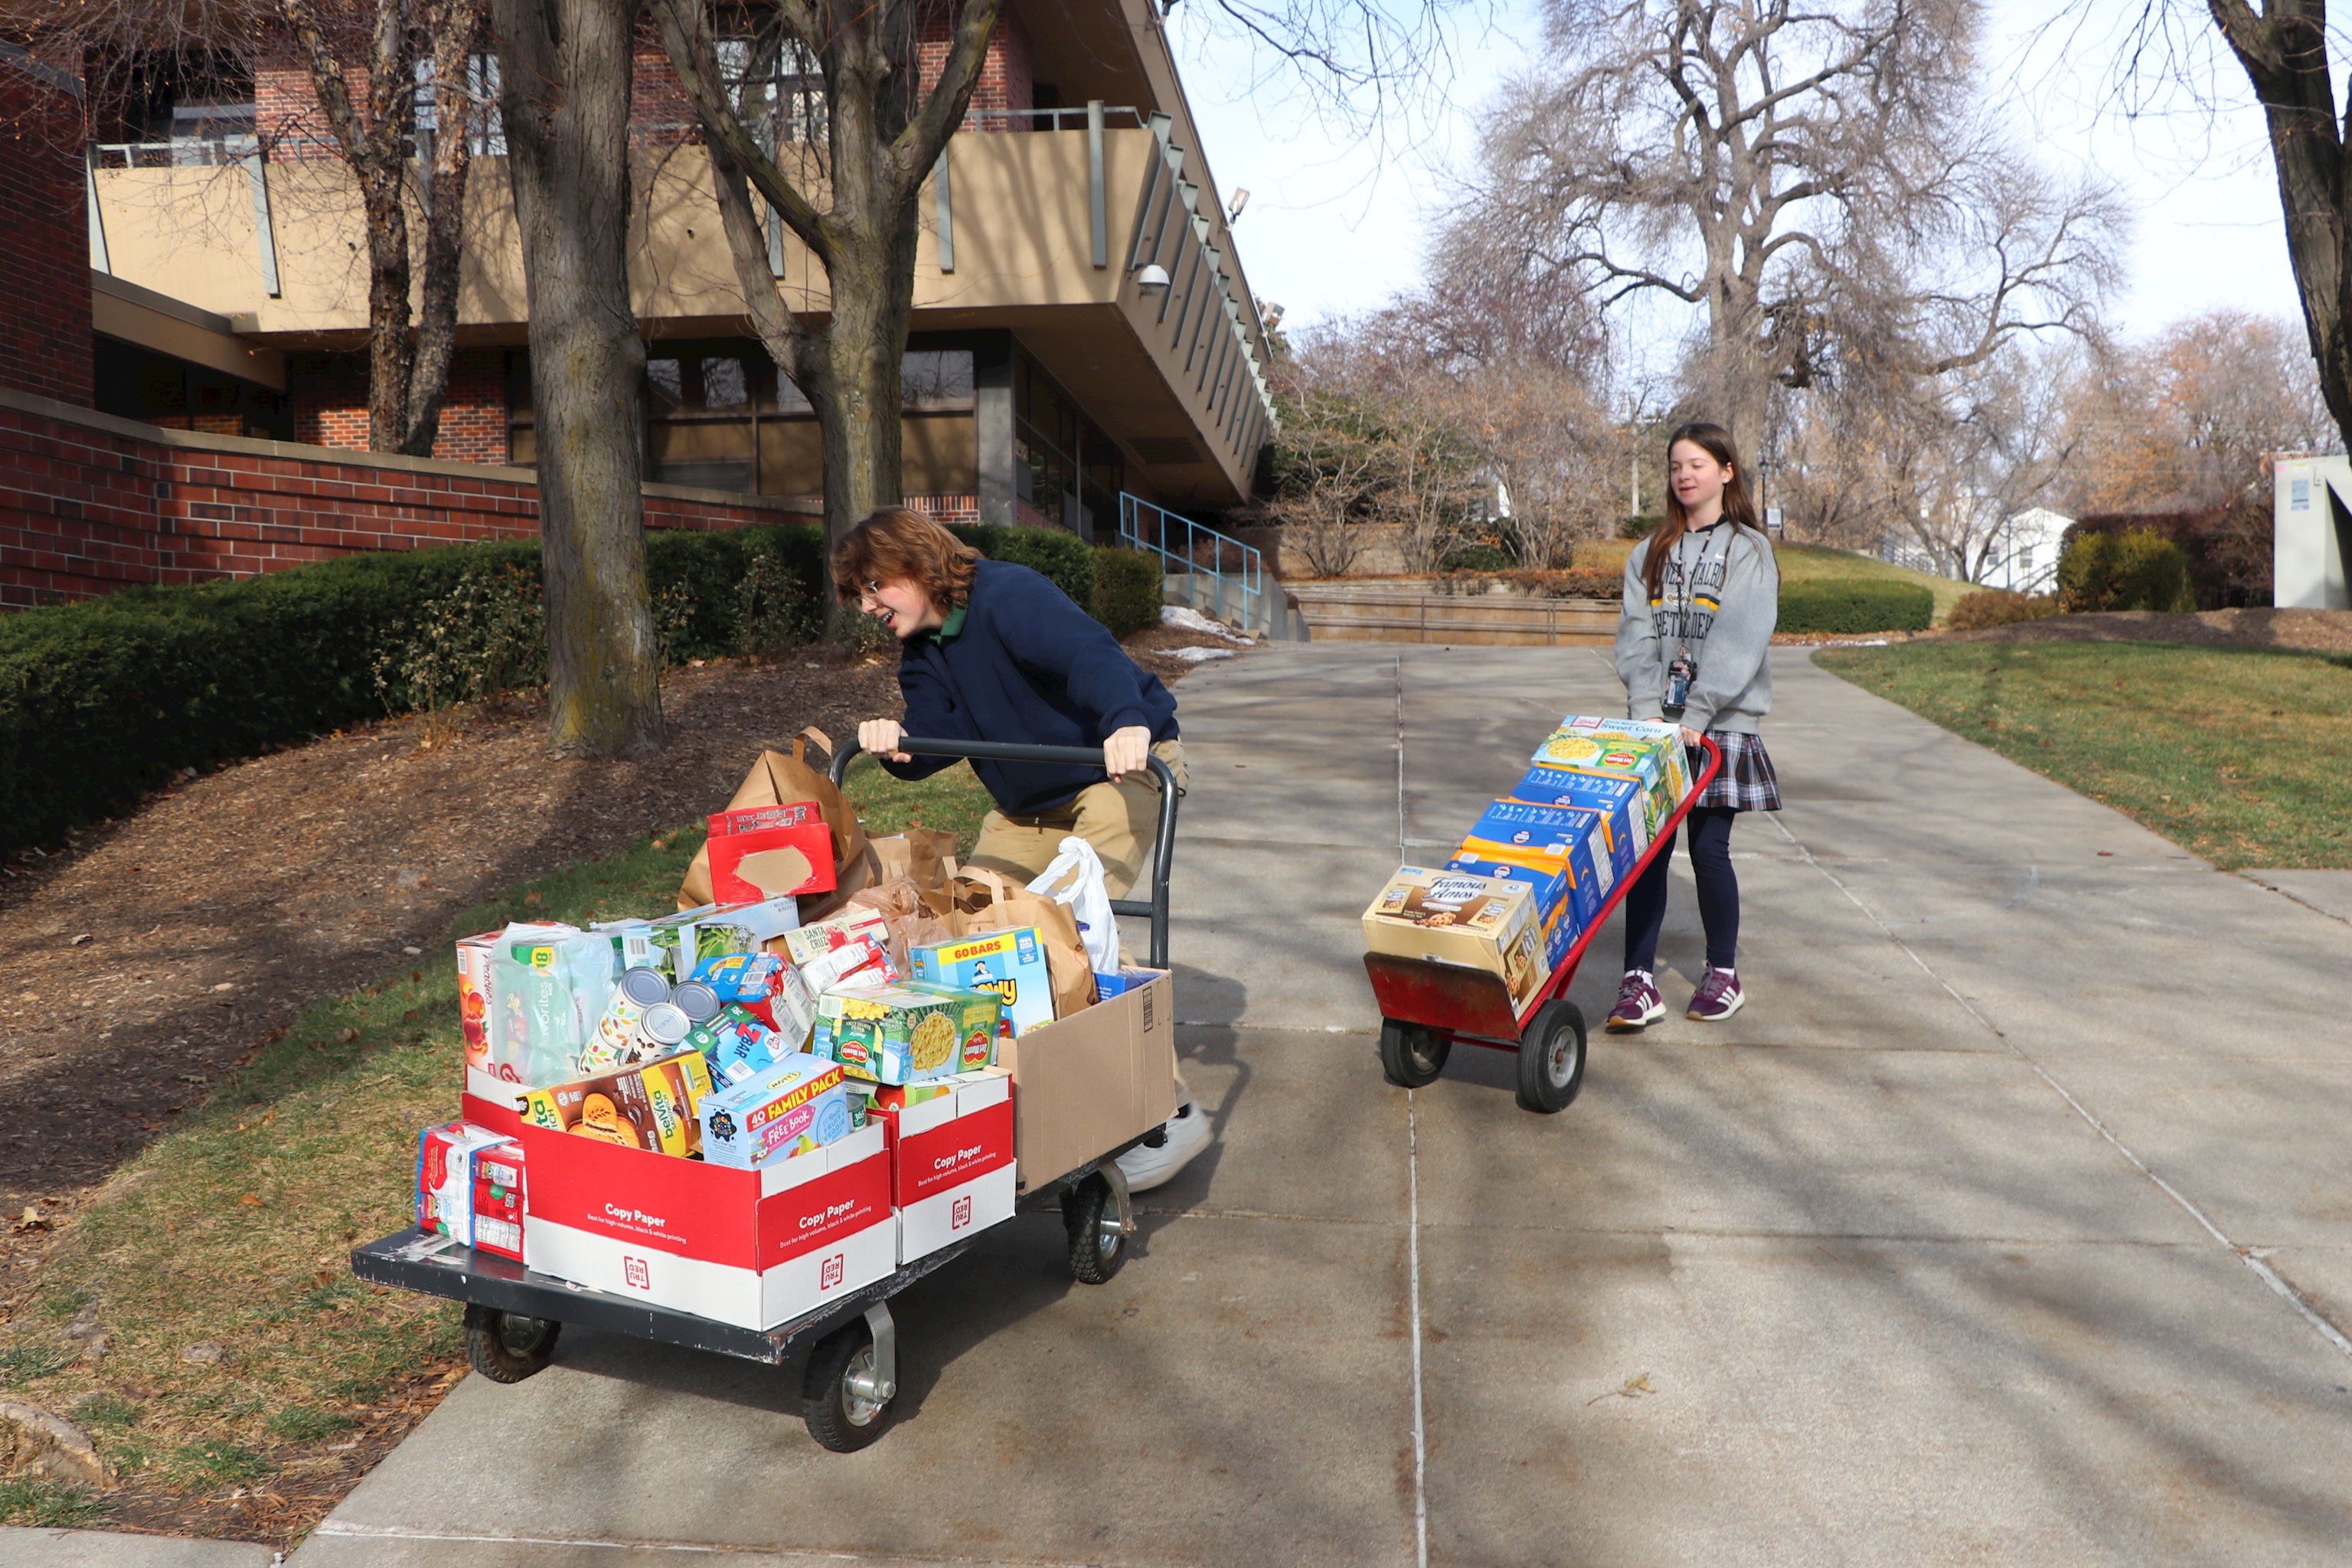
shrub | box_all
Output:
[1946,588,2060,632]
[374,559,548,712]
[1093,546,1166,638]
[1775,581,1935,635]
[1440,542,1514,573]
[948,524,1096,609]
[2057,528,2197,614]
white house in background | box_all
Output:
[2272,454,2352,609]
[1978,508,2073,594]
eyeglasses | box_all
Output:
[855,579,886,604]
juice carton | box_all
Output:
[697,1052,854,1171]
[521,1050,714,1157]
[1511,764,1656,857]
[455,932,500,1073]
[688,1002,783,1086]
[1454,799,1615,933]
[910,927,1054,1037]
[784,906,891,967]
[1361,867,1548,1014]
[811,983,1003,1085]
[416,1122,525,1260]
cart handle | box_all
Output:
[827,736,1179,972]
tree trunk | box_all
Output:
[495,0,664,757]
[403,0,488,458]
[361,168,417,452]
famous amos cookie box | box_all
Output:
[1361,867,1547,1013]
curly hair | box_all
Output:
[828,508,982,608]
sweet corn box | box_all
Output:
[1452,799,1615,934]
[1530,717,1689,814]
[1362,867,1548,1014]
[910,927,1054,1037]
[1511,764,1655,858]
[697,1052,855,1171]
[812,983,1003,1086]
[1550,716,1693,801]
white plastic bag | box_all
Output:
[1027,836,1120,975]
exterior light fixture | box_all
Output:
[1134,263,1171,292]
[1225,188,1250,224]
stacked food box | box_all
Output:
[1361,716,1694,1013]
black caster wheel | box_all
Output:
[802,1314,895,1453]
[1515,998,1587,1114]
[1061,1170,1132,1285]
[1378,1018,1452,1088]
[462,1303,560,1383]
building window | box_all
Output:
[414,54,506,156]
[1014,354,1122,534]
[716,35,828,149]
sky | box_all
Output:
[1168,0,2308,350]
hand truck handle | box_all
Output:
[826,735,1179,972]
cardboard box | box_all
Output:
[1452,799,1615,931]
[1530,724,1687,807]
[783,907,890,967]
[1361,867,1547,1014]
[1510,764,1657,856]
[1440,853,1576,972]
[1552,716,1693,802]
[910,928,1055,1037]
[881,1070,1016,1263]
[811,984,1001,1086]
[708,817,836,903]
[995,969,1178,1193]
[520,1119,893,1331]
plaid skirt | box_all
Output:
[1687,730,1781,813]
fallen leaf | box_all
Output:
[1586,1372,1655,1406]
[239,1193,263,1207]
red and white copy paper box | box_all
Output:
[519,1120,892,1330]
[890,1070,1015,1264]
[462,1065,525,1138]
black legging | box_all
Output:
[1622,806,1740,974]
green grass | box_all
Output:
[1586,538,1968,623]
[0,763,988,1525]
[0,1476,106,1528]
[1817,640,2352,869]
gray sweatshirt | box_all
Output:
[1615,521,1777,735]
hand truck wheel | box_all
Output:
[1515,998,1587,1114]
[1061,1168,1132,1285]
[1378,1018,1452,1088]
[462,1302,560,1383]
[802,1306,897,1452]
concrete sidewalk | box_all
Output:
[286,645,2352,1567]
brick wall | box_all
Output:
[1,387,818,609]
[289,349,509,465]
[1,60,95,408]
[920,7,1033,129]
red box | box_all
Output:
[519,1119,893,1330]
[880,1070,1015,1264]
[707,815,836,903]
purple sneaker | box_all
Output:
[1606,972,1664,1032]
[1687,969,1746,1021]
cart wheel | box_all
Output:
[462,1302,560,1383]
[1061,1171,1129,1285]
[1515,999,1587,1115]
[802,1316,895,1453]
[1378,1019,1452,1088]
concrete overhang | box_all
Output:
[91,270,286,390]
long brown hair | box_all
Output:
[829,507,982,608]
[1642,422,1767,599]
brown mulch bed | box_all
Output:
[1926,606,2352,654]
[0,621,1247,1317]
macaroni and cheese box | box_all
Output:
[1546,716,1693,800]
[519,1050,714,1158]
[697,1052,855,1171]
[1452,799,1615,933]
[811,984,1002,1086]
[1530,721,1688,812]
[910,927,1054,1037]
[1511,764,1656,856]
[1361,867,1547,1014]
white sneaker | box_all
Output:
[1115,1099,1212,1192]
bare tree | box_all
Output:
[645,0,1002,629]
[492,0,663,756]
[276,0,488,456]
[1471,0,2118,462]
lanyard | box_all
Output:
[1670,524,1730,665]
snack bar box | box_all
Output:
[517,1117,893,1331]
[1362,868,1547,1015]
[878,1069,1016,1265]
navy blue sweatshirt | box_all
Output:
[883,558,1180,814]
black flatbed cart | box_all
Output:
[351,737,1181,1452]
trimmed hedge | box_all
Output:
[2056,528,2196,614]
[1092,547,1166,638]
[1775,581,1935,635]
[1946,587,2059,631]
[0,521,1113,854]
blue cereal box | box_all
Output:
[1510,764,1655,856]
[1454,799,1615,932]
[1442,853,1576,972]
[909,927,1055,1037]
[697,1052,854,1170]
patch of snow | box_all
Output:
[1164,646,1240,664]
[1161,606,1253,643]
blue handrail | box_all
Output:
[1116,492,1263,632]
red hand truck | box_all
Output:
[1363,736,1724,1114]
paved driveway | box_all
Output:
[291,646,2352,1567]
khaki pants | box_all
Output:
[965,740,1188,900]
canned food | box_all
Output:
[635,1001,693,1053]
[586,966,674,1069]
[671,980,724,1024]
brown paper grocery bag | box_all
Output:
[949,867,1097,1017]
[848,877,954,973]
[680,728,875,918]
[871,828,961,916]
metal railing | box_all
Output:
[965,105,1148,130]
[1117,492,1263,633]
